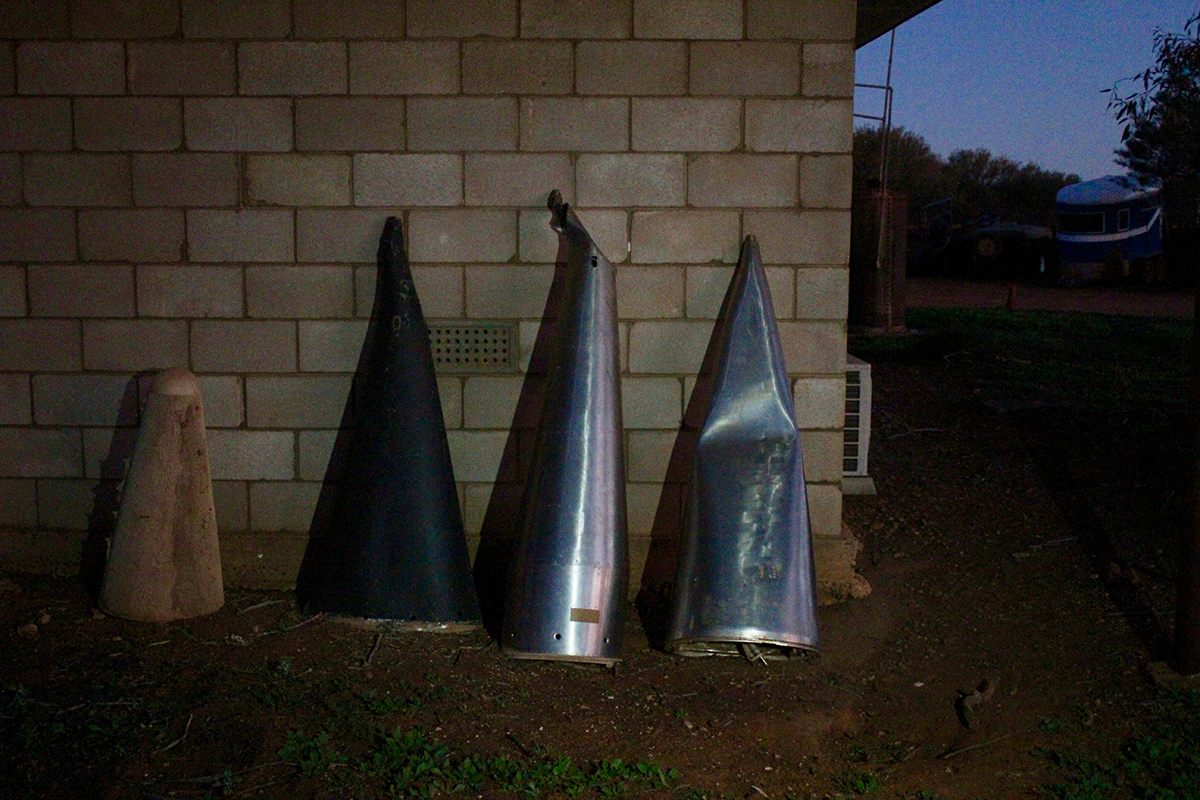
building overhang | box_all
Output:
[857,0,943,47]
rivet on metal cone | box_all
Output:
[502,190,629,665]
[301,216,480,628]
[99,368,224,622]
[665,236,820,658]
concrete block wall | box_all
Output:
[0,0,860,595]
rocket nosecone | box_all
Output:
[502,191,629,665]
[304,217,479,626]
[665,236,819,658]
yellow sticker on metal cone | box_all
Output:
[570,607,602,624]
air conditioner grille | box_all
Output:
[843,356,873,479]
[428,322,515,372]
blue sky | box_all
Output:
[854,0,1199,180]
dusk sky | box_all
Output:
[854,0,1199,181]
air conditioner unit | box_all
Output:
[843,355,876,495]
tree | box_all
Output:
[852,125,947,212]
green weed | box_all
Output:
[833,768,883,796]
[278,729,348,777]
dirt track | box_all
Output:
[908,277,1194,318]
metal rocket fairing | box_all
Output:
[304,217,480,626]
[502,191,629,665]
[666,235,819,658]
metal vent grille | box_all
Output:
[843,355,873,477]
[428,322,515,372]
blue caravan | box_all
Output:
[1055,175,1165,283]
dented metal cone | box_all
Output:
[502,191,628,665]
[100,368,223,622]
[304,217,479,627]
[665,236,819,658]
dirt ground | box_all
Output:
[2,304,1195,799]
[908,277,1194,319]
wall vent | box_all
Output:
[843,355,876,495]
[428,322,515,372]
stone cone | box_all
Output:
[99,368,224,622]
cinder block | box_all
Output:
[686,264,794,319]
[245,155,351,207]
[800,154,853,210]
[519,208,628,264]
[294,0,404,37]
[805,482,842,539]
[747,0,856,41]
[297,209,401,263]
[628,320,714,374]
[195,375,244,428]
[446,430,510,482]
[463,41,573,95]
[71,0,179,38]
[349,41,458,95]
[630,210,739,264]
[192,320,297,373]
[82,319,188,371]
[577,154,685,207]
[792,376,843,430]
[181,0,291,38]
[795,267,848,320]
[408,97,516,152]
[0,46,11,95]
[437,377,463,429]
[75,98,181,152]
[212,480,247,531]
[626,482,665,533]
[409,209,516,263]
[206,429,294,480]
[0,320,80,371]
[79,209,183,262]
[0,429,80,478]
[128,42,235,96]
[0,98,71,151]
[16,42,124,95]
[0,1,70,38]
[465,265,553,318]
[745,98,853,153]
[407,0,517,37]
[23,154,131,207]
[520,97,627,152]
[0,374,31,424]
[626,430,677,482]
[28,264,134,318]
[577,41,685,96]
[622,377,681,430]
[36,479,101,530]
[776,321,845,374]
[0,479,37,526]
[184,98,292,152]
[615,265,683,318]
[246,266,354,318]
[250,482,320,531]
[633,0,740,38]
[744,210,851,265]
[463,375,524,429]
[803,42,855,98]
[0,209,75,261]
[296,97,406,152]
[465,154,573,207]
[520,0,631,38]
[0,265,24,316]
[33,374,138,426]
[461,482,492,534]
[631,98,740,152]
[238,42,347,96]
[187,209,294,263]
[298,320,367,372]
[298,430,337,480]
[137,265,243,318]
[246,376,352,428]
[132,153,239,207]
[354,154,462,207]
[355,265,464,318]
[798,429,842,483]
[690,42,799,96]
[0,155,15,204]
[688,154,797,208]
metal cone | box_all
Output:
[665,236,819,658]
[304,217,479,626]
[502,191,629,665]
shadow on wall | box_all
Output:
[80,375,143,602]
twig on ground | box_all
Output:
[238,599,287,615]
[156,713,193,754]
[939,732,1014,760]
[364,633,383,666]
